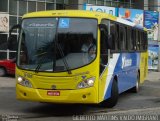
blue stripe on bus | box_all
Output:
[104,53,141,100]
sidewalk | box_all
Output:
[147,71,160,82]
[0,76,15,88]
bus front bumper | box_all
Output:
[16,84,98,104]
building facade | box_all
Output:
[0,0,159,60]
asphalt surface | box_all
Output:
[0,71,160,121]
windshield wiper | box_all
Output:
[35,63,42,73]
[55,42,72,74]
[35,54,48,73]
[52,18,71,74]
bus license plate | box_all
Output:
[47,91,60,96]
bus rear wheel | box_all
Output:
[100,79,118,108]
[131,72,140,93]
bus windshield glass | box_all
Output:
[17,18,97,72]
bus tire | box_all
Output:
[100,79,118,108]
[0,67,6,77]
[131,72,140,93]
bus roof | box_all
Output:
[22,10,116,19]
[22,10,146,31]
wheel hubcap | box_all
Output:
[136,79,139,92]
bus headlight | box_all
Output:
[17,76,32,88]
[77,77,95,89]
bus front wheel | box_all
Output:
[100,79,118,108]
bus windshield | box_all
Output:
[17,18,97,72]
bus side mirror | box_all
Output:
[99,24,107,32]
[99,24,114,50]
[7,24,21,50]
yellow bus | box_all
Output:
[9,10,148,107]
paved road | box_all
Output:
[0,72,160,121]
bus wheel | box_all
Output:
[0,67,6,77]
[100,79,118,108]
[131,72,140,93]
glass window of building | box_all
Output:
[37,2,46,11]
[9,35,17,59]
[18,17,22,24]
[56,4,65,10]
[0,34,8,59]
[46,3,55,10]
[97,0,104,5]
[57,0,64,3]
[46,0,54,2]
[88,0,96,4]
[8,35,17,51]
[0,0,8,12]
[64,0,69,4]
[9,0,17,15]
[104,0,111,6]
[9,16,17,30]
[56,0,65,10]
[0,34,7,50]
[28,1,36,13]
[112,1,119,7]
[19,1,27,16]
[37,0,45,1]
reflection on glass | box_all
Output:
[46,0,54,2]
[28,1,36,13]
[0,0,8,12]
[18,17,22,24]
[46,3,55,10]
[0,34,8,59]
[9,16,17,30]
[19,1,27,16]
[18,18,97,72]
[37,2,45,11]
[37,0,45,1]
[97,0,104,5]
[9,0,17,15]
[104,1,111,6]
[89,0,96,4]
[56,4,64,10]
[0,34,7,50]
[56,0,64,3]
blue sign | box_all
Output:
[148,44,159,70]
[59,18,70,28]
[144,11,159,41]
[144,11,159,29]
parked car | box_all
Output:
[0,58,16,76]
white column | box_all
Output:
[78,0,85,10]
[144,0,148,10]
[158,3,160,71]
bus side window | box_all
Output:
[144,32,148,50]
[136,30,140,51]
[127,27,132,51]
[140,32,144,51]
[131,29,136,50]
[116,24,120,50]
[100,29,108,63]
[119,25,126,50]
[110,21,117,50]
[124,26,128,50]
[99,26,108,73]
